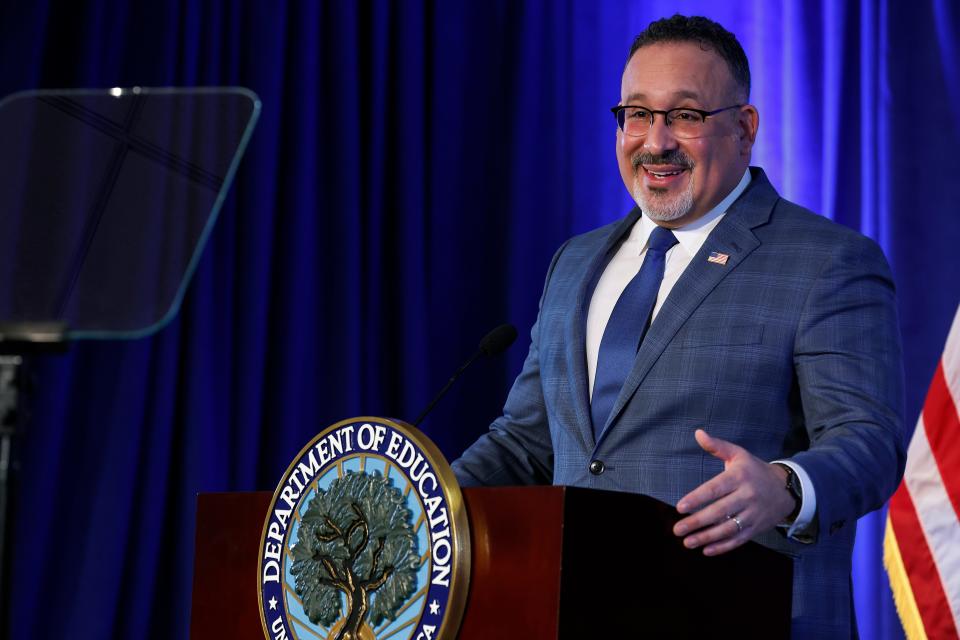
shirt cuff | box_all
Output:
[772,459,816,542]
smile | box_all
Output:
[647,169,684,177]
[641,165,689,185]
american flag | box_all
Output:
[707,251,729,265]
[885,302,960,639]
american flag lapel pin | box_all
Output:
[707,251,729,265]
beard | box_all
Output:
[630,150,695,223]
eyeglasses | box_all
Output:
[610,104,742,139]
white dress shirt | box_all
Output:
[585,168,815,538]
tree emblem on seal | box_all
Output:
[290,471,421,640]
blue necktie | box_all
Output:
[591,225,678,436]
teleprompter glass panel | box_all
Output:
[0,87,260,340]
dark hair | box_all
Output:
[628,15,751,100]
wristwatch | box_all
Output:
[774,463,803,523]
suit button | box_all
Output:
[589,460,605,475]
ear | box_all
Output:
[736,104,759,156]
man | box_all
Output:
[452,14,905,638]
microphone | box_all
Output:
[412,323,517,427]
[477,323,518,357]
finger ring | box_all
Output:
[732,515,743,533]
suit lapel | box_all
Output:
[594,169,780,445]
[565,209,641,447]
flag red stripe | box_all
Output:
[888,485,960,637]
[921,363,960,523]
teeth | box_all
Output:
[649,170,683,177]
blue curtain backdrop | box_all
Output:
[1,1,959,638]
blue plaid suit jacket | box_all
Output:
[453,168,905,638]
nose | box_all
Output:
[642,114,678,155]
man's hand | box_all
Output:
[672,429,795,556]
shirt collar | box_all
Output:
[634,168,752,256]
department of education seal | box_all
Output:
[258,417,470,640]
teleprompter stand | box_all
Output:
[0,87,260,640]
[190,486,792,638]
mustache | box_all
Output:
[632,151,694,171]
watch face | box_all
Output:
[787,470,801,497]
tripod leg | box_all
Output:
[0,356,22,640]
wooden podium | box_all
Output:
[190,486,792,638]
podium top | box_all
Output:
[0,87,260,342]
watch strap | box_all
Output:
[774,462,802,522]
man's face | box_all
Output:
[616,41,759,227]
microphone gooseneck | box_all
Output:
[412,323,517,427]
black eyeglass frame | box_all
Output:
[610,104,743,136]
